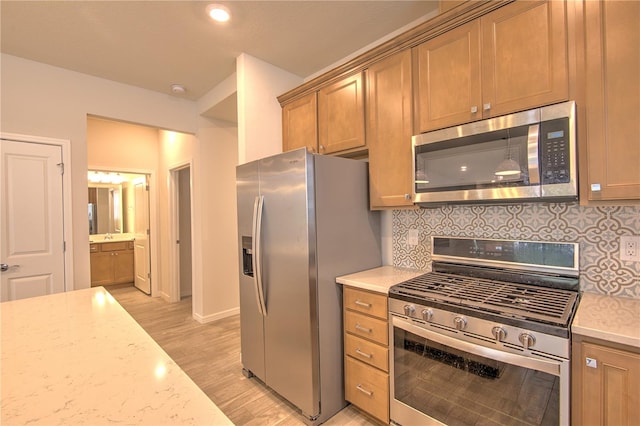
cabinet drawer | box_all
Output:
[344,287,387,319]
[100,242,129,252]
[345,333,388,372]
[345,356,389,423]
[345,310,388,345]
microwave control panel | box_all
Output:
[539,118,571,184]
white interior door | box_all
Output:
[133,177,151,294]
[1,140,65,302]
[178,167,192,298]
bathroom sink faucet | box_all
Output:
[105,233,113,240]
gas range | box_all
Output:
[388,237,580,359]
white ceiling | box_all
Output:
[1,1,439,107]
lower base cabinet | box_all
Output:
[572,335,640,425]
[343,287,389,423]
[90,241,134,286]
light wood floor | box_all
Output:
[108,284,379,426]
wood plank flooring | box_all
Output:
[108,285,379,426]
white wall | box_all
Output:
[0,50,362,321]
[1,53,197,290]
[194,117,240,321]
[236,53,303,164]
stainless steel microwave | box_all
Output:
[412,101,577,205]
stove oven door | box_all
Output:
[389,315,570,426]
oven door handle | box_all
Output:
[392,316,561,377]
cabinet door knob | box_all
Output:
[470,106,478,114]
[483,103,491,111]
[404,194,411,201]
[591,183,601,192]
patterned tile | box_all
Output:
[392,204,640,298]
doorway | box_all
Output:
[170,165,193,302]
[88,170,152,294]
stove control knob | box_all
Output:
[453,316,467,331]
[519,333,536,350]
[491,326,507,342]
[422,308,434,322]
[403,305,416,317]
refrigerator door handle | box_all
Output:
[252,195,267,316]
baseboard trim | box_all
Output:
[193,307,240,324]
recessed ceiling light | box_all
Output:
[206,4,231,22]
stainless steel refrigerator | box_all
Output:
[236,148,381,424]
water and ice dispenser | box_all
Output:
[242,236,253,277]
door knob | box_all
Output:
[1,263,20,272]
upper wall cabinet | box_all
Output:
[318,72,366,155]
[413,19,482,132]
[414,0,569,133]
[282,92,318,154]
[367,50,415,209]
[582,0,640,201]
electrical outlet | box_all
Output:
[620,236,640,262]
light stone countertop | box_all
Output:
[336,265,425,294]
[90,233,135,243]
[1,287,233,425]
[572,292,640,349]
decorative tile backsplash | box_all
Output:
[392,204,640,298]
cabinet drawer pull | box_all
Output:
[354,300,371,308]
[356,384,373,397]
[355,324,372,333]
[355,348,372,359]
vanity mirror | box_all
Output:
[87,171,146,235]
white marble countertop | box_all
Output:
[1,287,233,425]
[572,292,640,349]
[336,265,425,294]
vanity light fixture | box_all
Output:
[206,3,231,22]
[88,171,126,185]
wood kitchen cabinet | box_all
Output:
[282,92,318,154]
[572,336,640,425]
[580,0,640,201]
[343,287,389,423]
[317,72,366,156]
[367,49,415,209]
[414,0,569,133]
[90,241,134,287]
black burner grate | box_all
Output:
[392,272,578,326]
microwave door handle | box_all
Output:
[252,195,267,316]
[527,124,540,185]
